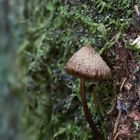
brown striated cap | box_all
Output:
[64,46,111,80]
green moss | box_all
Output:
[19,0,140,140]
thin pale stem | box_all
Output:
[134,5,140,16]
[80,78,104,140]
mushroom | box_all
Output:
[64,45,111,140]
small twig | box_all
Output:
[107,82,117,115]
[137,83,140,99]
[120,77,127,92]
[102,97,110,102]
[113,132,120,140]
[116,42,122,48]
[107,101,116,115]
[113,111,121,136]
[134,5,140,16]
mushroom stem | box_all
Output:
[80,78,104,140]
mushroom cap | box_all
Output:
[64,46,111,80]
